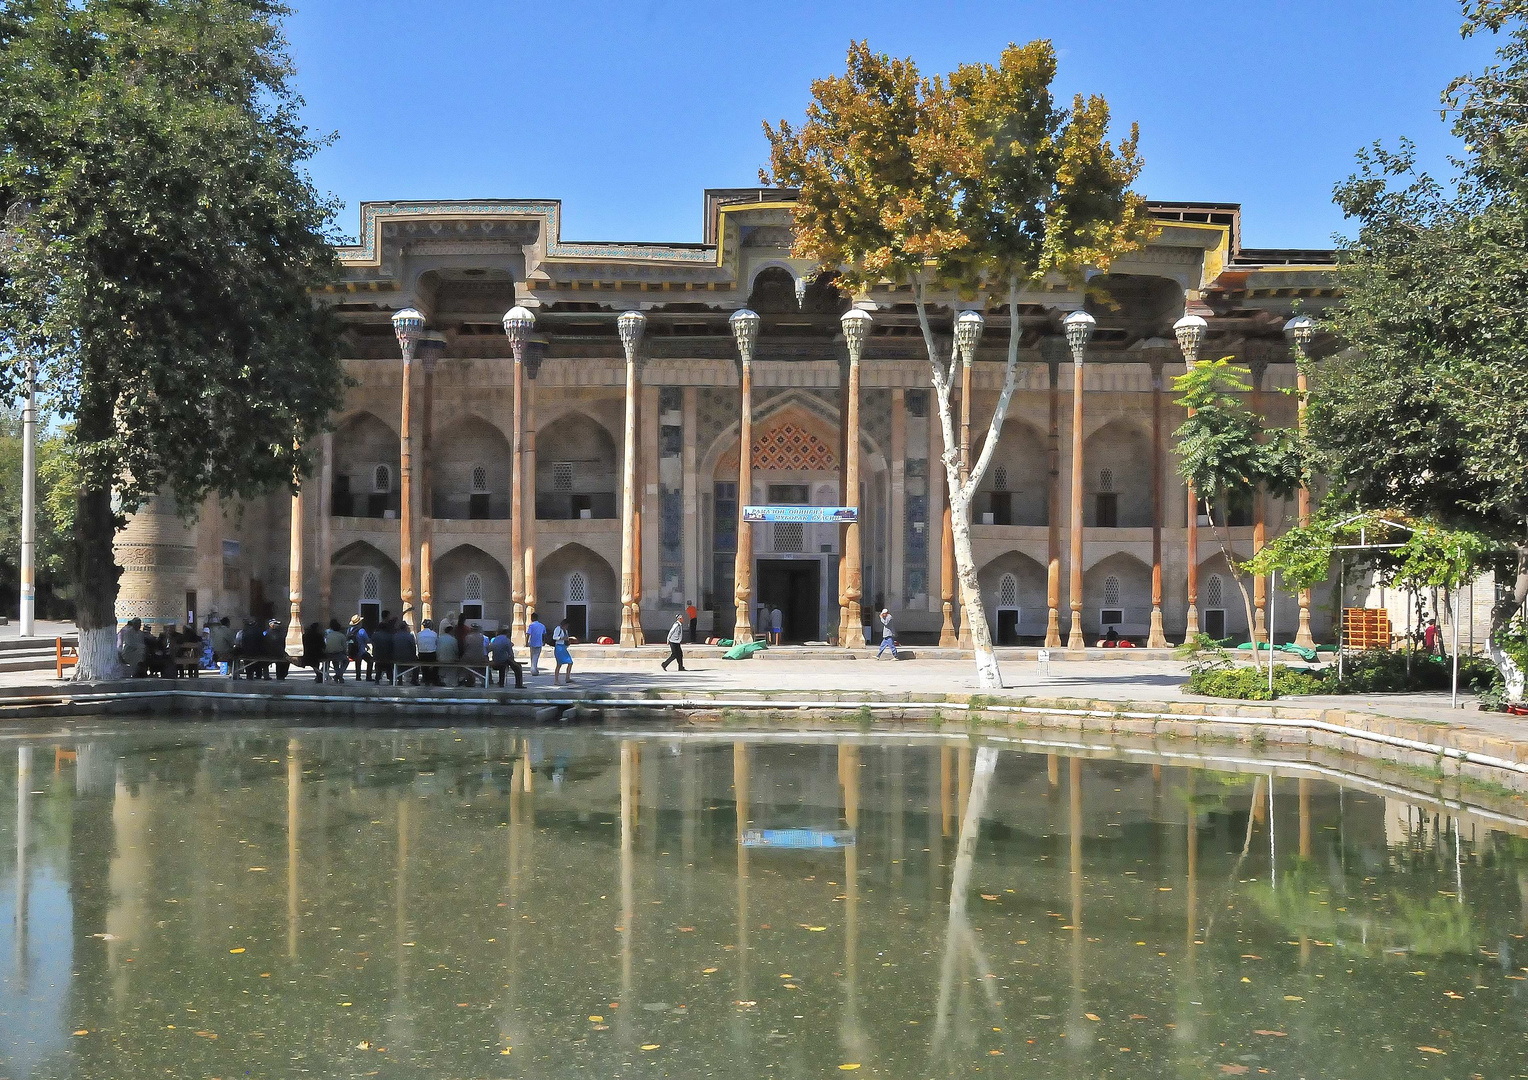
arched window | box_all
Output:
[995,572,1020,645]
[1204,573,1228,640]
[567,572,586,604]
[564,571,589,639]
[1104,575,1121,607]
[359,568,381,623]
[372,464,392,493]
[1099,468,1114,492]
[470,464,489,493]
[1100,573,1124,631]
[464,572,483,602]
[993,465,1009,491]
[468,464,491,519]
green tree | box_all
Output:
[0,0,344,676]
[1172,359,1305,670]
[764,40,1150,686]
[1312,1,1528,682]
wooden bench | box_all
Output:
[388,660,496,686]
[55,637,77,679]
[173,643,202,677]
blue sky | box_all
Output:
[283,1,1496,250]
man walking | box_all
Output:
[526,612,546,676]
[876,608,899,659]
[661,612,687,672]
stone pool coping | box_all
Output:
[0,677,1524,797]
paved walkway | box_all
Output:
[8,644,1522,745]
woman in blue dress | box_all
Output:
[553,618,575,685]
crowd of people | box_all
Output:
[117,609,580,688]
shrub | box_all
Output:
[1321,649,1498,695]
[1186,663,1325,700]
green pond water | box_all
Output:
[0,722,1525,1079]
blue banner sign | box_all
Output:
[741,828,857,850]
[742,505,858,523]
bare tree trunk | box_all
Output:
[911,276,1030,690]
[1488,537,1528,702]
[1208,492,1262,675]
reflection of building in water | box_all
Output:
[113,192,1341,647]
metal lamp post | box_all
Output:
[1174,313,1207,638]
[19,360,36,637]
[1062,309,1095,652]
[502,305,536,638]
[840,307,871,648]
[730,308,761,644]
[1283,314,1317,647]
[392,307,426,631]
[617,309,647,647]
[952,309,984,649]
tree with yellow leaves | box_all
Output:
[765,40,1152,686]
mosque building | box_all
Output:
[113,188,1343,650]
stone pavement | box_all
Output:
[2,643,1520,748]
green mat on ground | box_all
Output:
[723,640,769,661]
[716,639,733,647]
[1236,641,1321,662]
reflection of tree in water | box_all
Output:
[1250,860,1477,957]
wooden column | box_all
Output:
[1148,360,1168,647]
[1066,353,1086,652]
[284,478,304,655]
[318,432,333,620]
[681,387,699,629]
[731,311,758,644]
[522,369,537,629]
[955,353,974,650]
[419,346,438,624]
[399,338,417,630]
[619,323,641,648]
[1186,481,1200,636]
[510,349,526,639]
[939,506,956,647]
[1046,360,1062,648]
[842,312,867,648]
[1295,363,1315,646]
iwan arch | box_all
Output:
[113,189,1339,648]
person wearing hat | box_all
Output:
[876,608,898,659]
[264,618,291,680]
[346,614,371,681]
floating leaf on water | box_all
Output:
[641,1044,660,1051]
[702,967,718,974]
[229,948,245,954]
[838,1066,860,1072]
[1283,995,1303,1001]
[356,1041,372,1050]
[589,1016,603,1023]
[1417,1046,1446,1054]
[1085,1013,1100,1021]
[72,1030,88,1036]
[1254,1030,1286,1036]
[1218,1066,1248,1076]
[980,894,999,901]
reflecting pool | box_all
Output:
[0,723,1525,1078]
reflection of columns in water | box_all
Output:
[1047,753,1059,791]
[14,746,29,988]
[940,745,954,837]
[681,746,696,909]
[839,743,864,1060]
[957,745,971,825]
[1299,777,1310,966]
[1068,757,1085,1051]
[390,794,413,1053]
[733,742,750,1005]
[109,760,150,1009]
[927,748,943,903]
[287,738,300,960]
[522,380,538,627]
[619,741,636,1037]
[890,747,905,891]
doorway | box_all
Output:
[756,559,821,643]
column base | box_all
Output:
[1295,605,1315,649]
[1146,607,1168,649]
[843,600,865,648]
[1066,607,1086,654]
[938,602,957,648]
[511,603,526,641]
[733,601,754,646]
[1254,607,1267,639]
[1185,604,1200,640]
[1044,607,1061,649]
